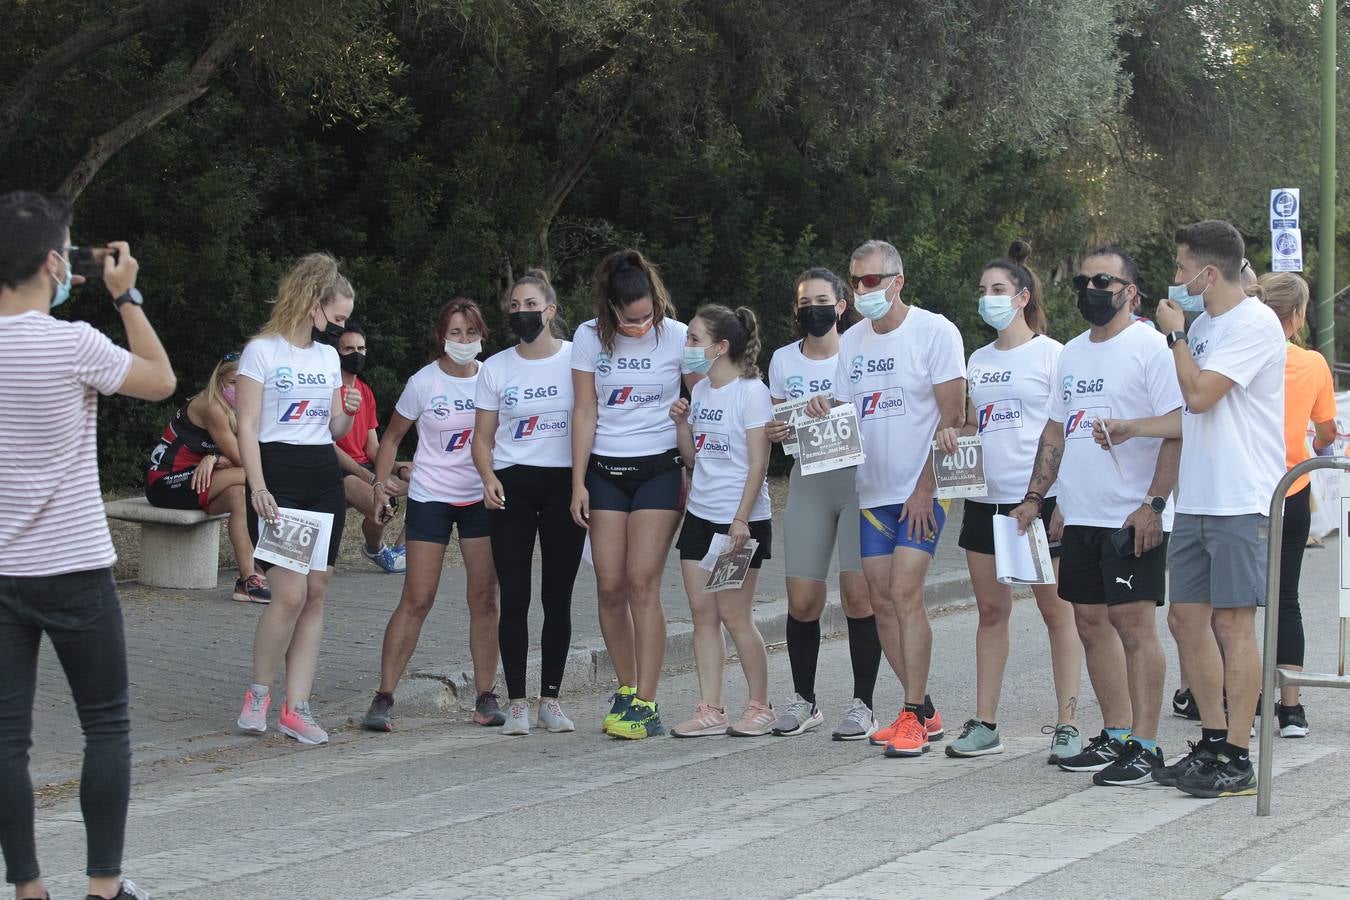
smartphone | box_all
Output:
[1109,525,1136,557]
[68,246,119,279]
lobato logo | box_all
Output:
[858,387,906,420]
[279,400,329,423]
[693,431,731,458]
[977,399,1023,433]
[606,384,662,407]
[513,411,569,440]
[444,429,472,452]
[1064,406,1110,440]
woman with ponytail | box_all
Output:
[668,305,777,737]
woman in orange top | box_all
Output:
[1260,272,1337,739]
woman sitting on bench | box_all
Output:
[144,351,271,603]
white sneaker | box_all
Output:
[771,692,825,736]
[831,698,879,741]
[237,688,269,734]
[538,698,576,733]
[502,700,530,736]
[277,701,329,745]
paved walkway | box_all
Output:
[30,497,972,785]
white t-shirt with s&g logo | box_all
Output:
[967,335,1063,504]
[767,341,837,402]
[686,376,773,523]
[572,317,687,457]
[238,334,342,445]
[395,361,483,505]
[834,307,966,508]
[1048,323,1183,529]
[475,341,574,469]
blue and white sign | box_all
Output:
[1272,227,1303,272]
[1271,188,1300,230]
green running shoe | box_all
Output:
[945,719,1003,757]
[606,697,664,740]
[602,685,636,733]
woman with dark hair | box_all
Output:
[670,304,776,736]
[763,268,882,740]
[571,249,694,740]
[362,298,503,732]
[940,241,1082,762]
[475,270,586,735]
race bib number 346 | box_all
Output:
[795,404,866,476]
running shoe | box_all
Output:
[502,700,530,736]
[1092,739,1163,786]
[538,698,575,733]
[883,709,930,757]
[1044,723,1082,765]
[924,704,945,741]
[1152,740,1219,788]
[671,702,730,737]
[1172,688,1201,721]
[602,685,636,732]
[771,693,824,736]
[832,698,879,741]
[1276,702,1309,738]
[363,544,403,574]
[728,701,776,737]
[473,691,506,726]
[362,691,394,732]
[1056,729,1125,772]
[392,544,408,570]
[232,574,271,604]
[237,688,269,734]
[946,719,1003,757]
[87,879,150,900]
[1174,754,1258,798]
[869,710,905,746]
[278,701,329,745]
[608,697,665,740]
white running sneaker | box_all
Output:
[727,700,776,737]
[771,692,825,736]
[831,698,879,741]
[277,700,329,745]
[502,700,530,736]
[537,698,576,733]
[237,689,270,734]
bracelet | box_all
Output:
[733,517,749,527]
[372,481,386,493]
[251,489,270,496]
[1022,493,1044,507]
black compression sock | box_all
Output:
[922,694,936,719]
[846,614,882,709]
[1200,727,1227,748]
[1224,742,1251,765]
[785,615,820,704]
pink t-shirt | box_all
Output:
[0,312,132,576]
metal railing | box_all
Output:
[1257,455,1350,815]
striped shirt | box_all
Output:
[0,311,132,576]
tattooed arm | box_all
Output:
[1010,419,1064,534]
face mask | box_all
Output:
[312,310,345,346]
[978,294,1017,331]
[444,339,482,364]
[616,314,655,339]
[1077,286,1123,327]
[853,279,895,320]
[221,384,237,408]
[509,310,546,343]
[797,304,838,337]
[50,253,72,309]
[340,351,366,375]
[1168,269,1208,312]
[683,345,719,374]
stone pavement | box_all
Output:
[29,498,974,786]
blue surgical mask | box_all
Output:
[854,284,894,321]
[978,294,1017,331]
[683,345,717,374]
[51,253,72,309]
[1168,269,1208,312]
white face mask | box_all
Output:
[444,339,481,364]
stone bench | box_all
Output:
[105,497,228,589]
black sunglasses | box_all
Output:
[1072,273,1130,292]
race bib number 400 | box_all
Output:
[795,404,865,476]
[931,436,987,499]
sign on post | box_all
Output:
[1339,472,1350,618]
[1271,188,1303,272]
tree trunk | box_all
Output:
[57,32,239,200]
[0,0,204,162]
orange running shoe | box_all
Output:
[925,706,944,741]
[869,709,905,746]
[883,709,930,757]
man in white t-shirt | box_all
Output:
[1010,245,1182,788]
[808,239,966,758]
[0,192,175,900]
[1104,221,1285,799]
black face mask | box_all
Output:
[509,310,546,343]
[1077,287,1123,327]
[797,304,838,337]
[340,351,366,375]
[313,314,345,347]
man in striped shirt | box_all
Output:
[0,192,175,900]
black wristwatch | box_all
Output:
[1145,495,1167,513]
[114,287,143,309]
[1165,330,1186,349]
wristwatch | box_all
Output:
[1144,495,1167,513]
[114,287,143,309]
[1165,330,1186,349]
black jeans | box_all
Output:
[0,568,130,885]
[489,465,586,699]
[1278,485,1311,668]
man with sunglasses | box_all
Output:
[1011,245,1182,787]
[807,239,966,758]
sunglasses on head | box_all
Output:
[221,351,240,363]
[848,272,900,291]
[1072,273,1130,292]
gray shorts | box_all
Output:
[783,461,862,581]
[1167,512,1269,608]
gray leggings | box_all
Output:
[784,462,862,581]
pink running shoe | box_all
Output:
[728,700,776,737]
[278,700,329,745]
[670,702,729,737]
[237,689,270,734]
